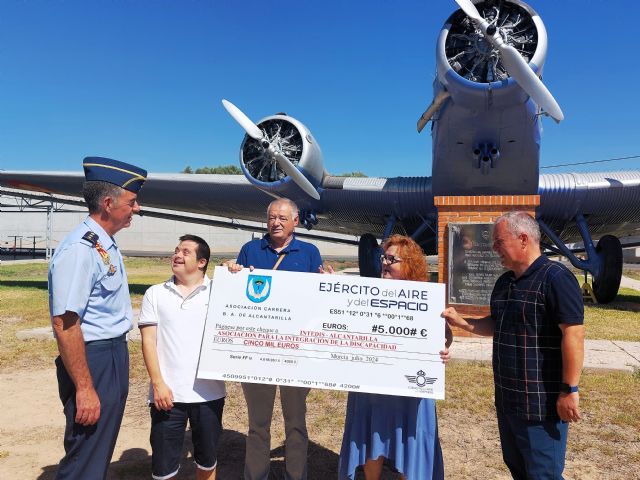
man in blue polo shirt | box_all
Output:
[227,198,323,480]
[443,211,585,479]
[49,157,146,480]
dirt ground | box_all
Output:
[1,366,637,480]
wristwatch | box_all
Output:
[559,383,579,394]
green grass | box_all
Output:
[124,257,174,299]
[0,256,366,370]
[2,259,640,368]
[584,287,640,341]
[439,361,495,415]
[623,269,640,281]
[0,261,49,278]
[440,362,640,470]
[0,257,171,370]
[0,283,58,367]
[443,360,640,423]
[440,362,640,473]
[581,369,640,430]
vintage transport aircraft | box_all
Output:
[1,0,639,303]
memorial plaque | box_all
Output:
[448,223,505,305]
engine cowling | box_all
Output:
[430,0,548,196]
[436,0,547,110]
[239,114,324,199]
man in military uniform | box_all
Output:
[49,156,147,479]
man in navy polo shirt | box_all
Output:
[227,198,323,480]
[443,211,585,479]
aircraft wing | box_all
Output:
[0,171,434,241]
[538,171,640,242]
[1,170,639,252]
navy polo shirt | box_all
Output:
[490,255,583,421]
[237,235,323,273]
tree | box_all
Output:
[181,165,242,174]
[337,171,367,177]
[182,166,368,176]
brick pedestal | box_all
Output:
[434,195,540,337]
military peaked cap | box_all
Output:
[83,156,147,193]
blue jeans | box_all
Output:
[496,411,568,479]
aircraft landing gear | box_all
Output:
[358,233,382,278]
[592,235,623,304]
[538,215,624,304]
[358,215,400,278]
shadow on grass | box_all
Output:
[263,440,340,480]
[36,447,151,480]
[0,279,154,296]
[35,429,339,479]
[615,291,640,304]
[0,279,48,290]
[210,430,340,480]
[129,283,155,296]
[589,292,640,312]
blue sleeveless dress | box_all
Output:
[338,391,444,479]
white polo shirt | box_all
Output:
[139,275,225,403]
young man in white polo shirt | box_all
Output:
[140,234,225,480]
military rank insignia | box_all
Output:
[82,231,111,266]
[82,231,115,271]
[82,231,99,245]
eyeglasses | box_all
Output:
[380,253,402,265]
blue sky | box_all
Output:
[1,0,639,177]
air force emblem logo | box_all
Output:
[405,370,437,388]
[246,275,272,303]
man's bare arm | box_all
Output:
[441,306,495,337]
[140,325,174,411]
[52,311,100,426]
[557,323,585,422]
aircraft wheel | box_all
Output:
[358,233,382,278]
[592,235,623,304]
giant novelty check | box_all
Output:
[197,268,446,399]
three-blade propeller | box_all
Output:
[221,99,264,140]
[222,99,320,200]
[454,0,564,122]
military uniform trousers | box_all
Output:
[55,335,129,480]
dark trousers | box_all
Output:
[497,410,569,480]
[150,399,225,478]
[55,337,129,480]
[242,382,310,480]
